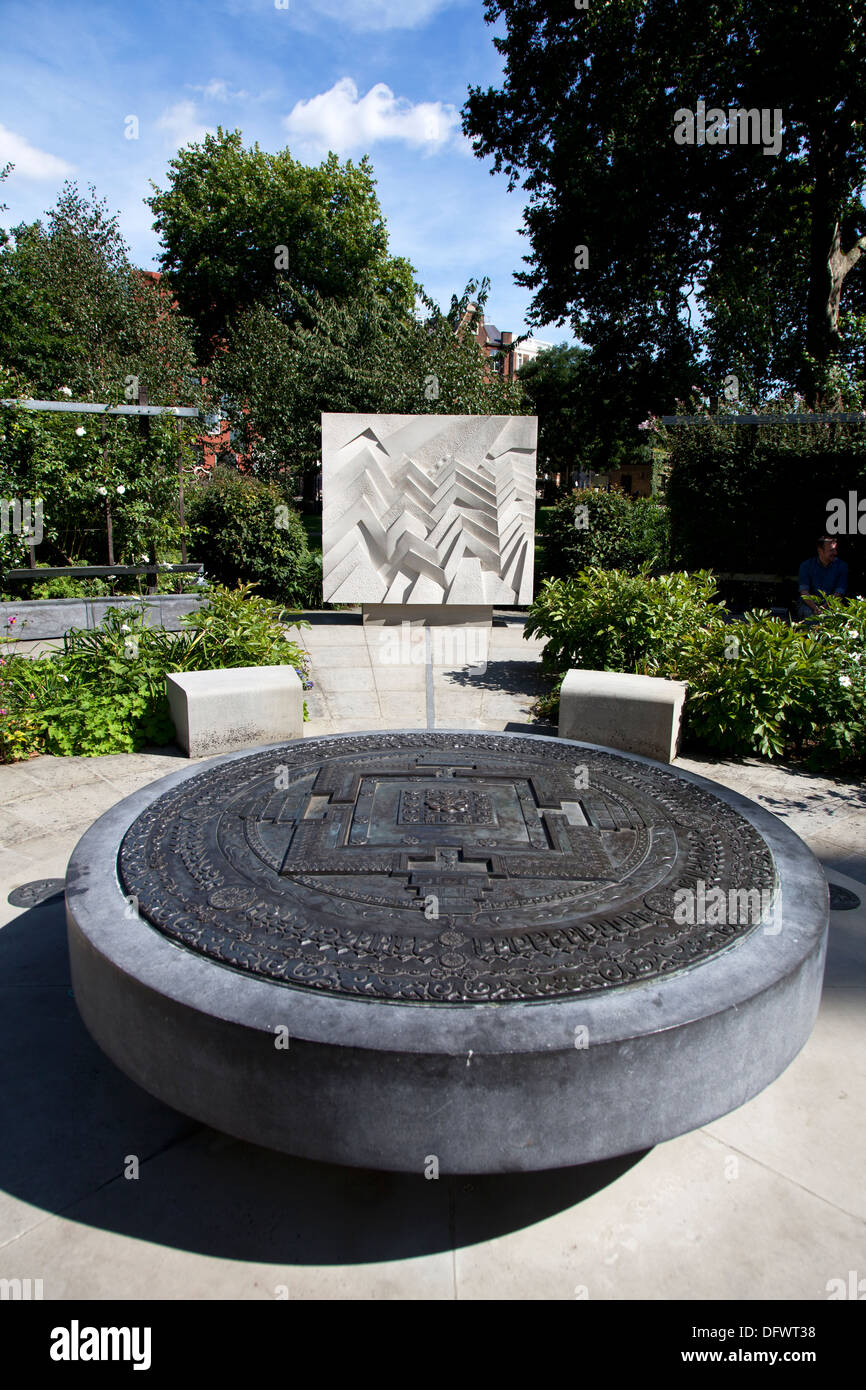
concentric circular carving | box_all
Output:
[118,732,776,1003]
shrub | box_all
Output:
[177,582,312,676]
[659,615,830,759]
[23,570,111,599]
[0,373,198,574]
[526,568,866,765]
[0,583,312,760]
[188,469,319,606]
[538,488,671,582]
[801,595,866,768]
[526,567,725,674]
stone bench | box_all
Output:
[166,666,304,758]
[558,669,688,763]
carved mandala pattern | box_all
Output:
[118,733,776,1004]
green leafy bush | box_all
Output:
[0,368,199,575]
[800,595,866,768]
[178,582,312,674]
[660,616,830,759]
[538,488,671,582]
[527,569,866,765]
[17,569,112,599]
[0,583,312,760]
[526,567,725,674]
[188,469,320,606]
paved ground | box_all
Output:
[0,619,863,1299]
[291,614,553,737]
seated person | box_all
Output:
[797,533,848,620]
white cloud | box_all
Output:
[0,125,74,181]
[156,101,214,150]
[224,0,458,31]
[189,79,249,102]
[283,78,461,156]
[304,0,454,29]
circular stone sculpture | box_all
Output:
[65,731,829,1173]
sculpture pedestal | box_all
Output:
[362,604,493,628]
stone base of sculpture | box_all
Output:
[362,604,493,628]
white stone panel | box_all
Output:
[322,414,537,606]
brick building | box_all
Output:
[471,311,553,379]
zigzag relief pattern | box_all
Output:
[321,414,537,604]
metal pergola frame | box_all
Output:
[0,397,202,570]
[0,399,199,417]
[659,412,866,425]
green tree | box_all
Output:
[517,343,654,478]
[539,487,671,582]
[212,275,527,486]
[463,0,866,409]
[146,128,416,360]
[187,469,318,605]
[0,182,198,403]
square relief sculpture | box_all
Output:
[321,414,538,605]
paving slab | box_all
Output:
[372,667,428,691]
[9,755,109,792]
[453,1130,864,1301]
[807,837,866,888]
[703,990,865,1221]
[313,667,377,694]
[301,626,369,646]
[324,693,386,720]
[6,780,129,838]
[308,647,374,669]
[377,695,428,725]
[0,764,44,803]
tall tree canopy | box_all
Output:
[517,343,648,477]
[146,128,416,360]
[464,0,866,409]
[0,182,197,403]
[212,275,527,484]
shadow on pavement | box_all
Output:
[0,898,646,1264]
[442,659,547,698]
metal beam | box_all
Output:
[4,565,204,581]
[0,399,200,417]
[659,412,866,425]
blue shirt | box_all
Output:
[798,555,848,597]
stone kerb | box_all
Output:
[558,669,688,763]
[166,665,304,757]
[0,594,204,642]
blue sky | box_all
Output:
[0,0,568,345]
